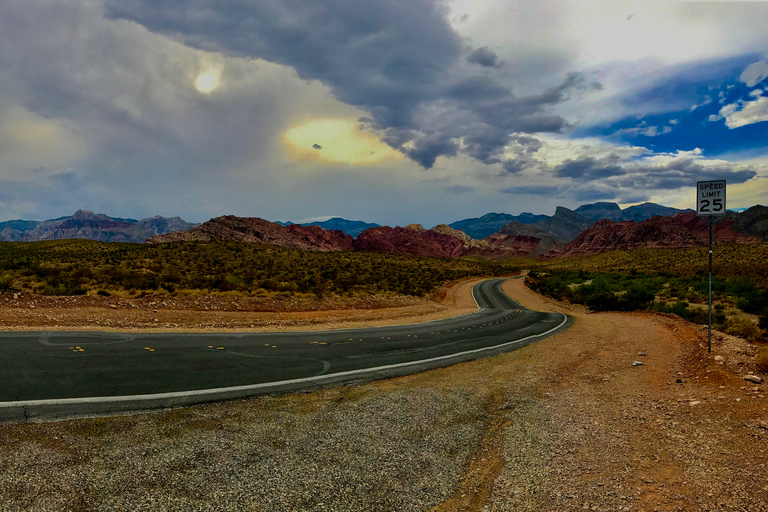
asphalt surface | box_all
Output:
[0,278,571,422]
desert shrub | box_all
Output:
[760,308,768,335]
[756,346,768,373]
[0,273,17,293]
[96,289,111,297]
[42,284,86,296]
[722,317,764,342]
[688,307,709,325]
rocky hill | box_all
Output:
[0,210,198,243]
[548,212,758,258]
[352,225,467,258]
[732,205,768,240]
[493,221,566,256]
[147,216,354,252]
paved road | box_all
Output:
[0,278,570,422]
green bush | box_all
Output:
[722,317,764,342]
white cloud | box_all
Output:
[721,95,768,128]
[740,59,768,87]
[690,96,712,111]
[611,121,670,137]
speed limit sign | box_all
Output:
[696,180,726,216]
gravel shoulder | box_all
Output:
[1,277,766,511]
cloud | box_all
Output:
[612,121,671,138]
[103,0,591,170]
[721,96,768,129]
[554,155,624,180]
[502,185,559,196]
[466,47,502,68]
[690,96,712,111]
[740,59,768,87]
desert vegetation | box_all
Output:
[536,243,768,287]
[527,269,768,341]
[0,239,512,298]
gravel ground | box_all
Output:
[1,277,767,511]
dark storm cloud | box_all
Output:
[554,156,625,180]
[466,47,502,68]
[548,149,756,192]
[105,0,586,169]
[621,154,756,190]
[502,185,559,196]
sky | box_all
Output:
[1,0,767,227]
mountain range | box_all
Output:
[0,210,198,243]
[3,203,766,261]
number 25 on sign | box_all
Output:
[696,180,726,216]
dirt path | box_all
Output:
[1,277,766,511]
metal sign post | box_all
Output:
[696,180,726,353]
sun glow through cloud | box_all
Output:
[194,68,221,94]
[282,118,402,166]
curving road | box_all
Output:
[0,278,571,422]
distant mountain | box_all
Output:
[0,220,39,242]
[450,202,685,242]
[0,210,198,243]
[532,207,594,242]
[622,202,691,222]
[449,212,548,239]
[275,217,380,238]
[574,202,624,222]
[732,205,768,240]
[303,218,380,237]
[574,201,690,222]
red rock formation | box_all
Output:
[353,226,465,258]
[147,216,354,252]
[673,212,750,243]
[547,213,761,259]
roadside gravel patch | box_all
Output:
[1,385,491,511]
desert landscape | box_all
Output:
[1,271,766,511]
[4,3,768,510]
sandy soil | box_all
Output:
[1,276,766,511]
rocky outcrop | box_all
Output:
[673,211,748,243]
[147,216,354,252]
[352,226,465,258]
[492,221,566,255]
